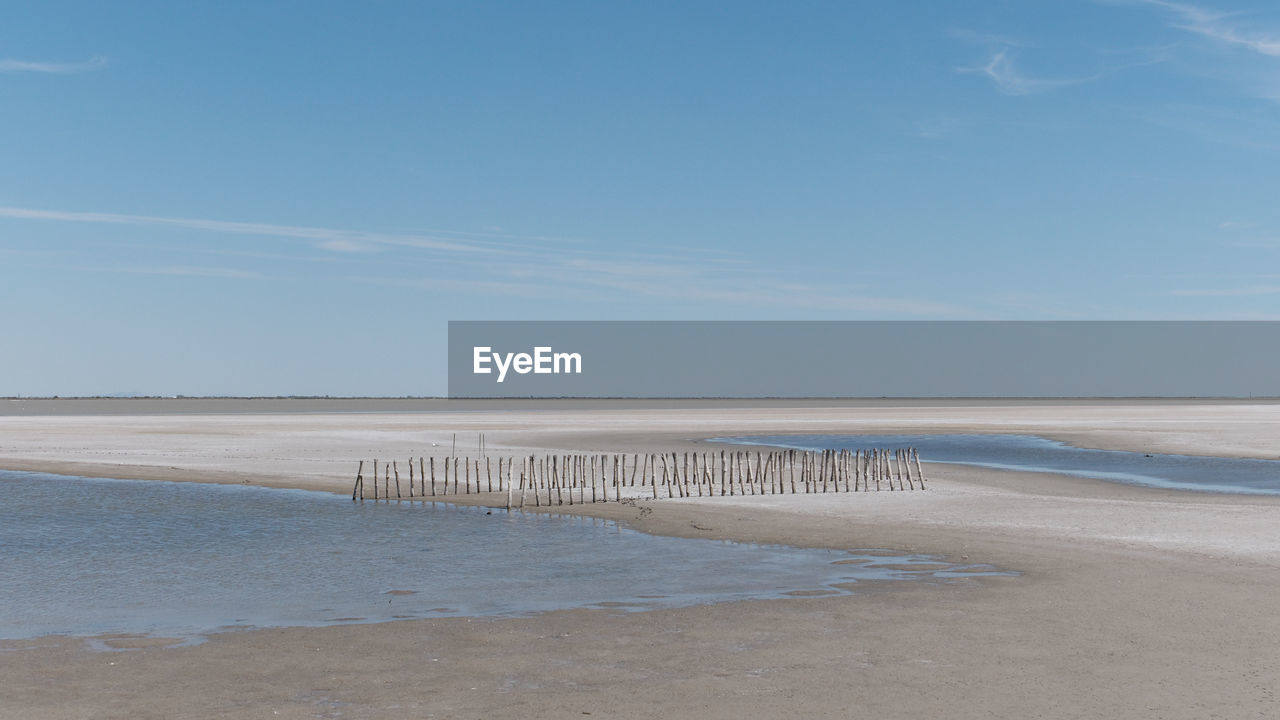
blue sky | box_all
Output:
[3,0,1280,395]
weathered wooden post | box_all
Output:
[554,456,564,506]
[728,452,736,496]
[532,456,541,507]
[611,454,619,502]
[665,450,675,497]
[686,450,696,497]
[519,456,529,508]
[650,454,658,499]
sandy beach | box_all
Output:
[2,399,1279,719]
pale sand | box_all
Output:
[2,400,1279,719]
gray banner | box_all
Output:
[447,321,1280,398]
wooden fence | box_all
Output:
[351,448,926,508]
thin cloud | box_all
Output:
[958,49,1099,95]
[0,206,500,255]
[83,265,266,280]
[354,250,966,316]
[501,258,966,315]
[1140,0,1280,56]
[563,257,705,279]
[351,274,587,301]
[0,205,964,317]
[0,55,107,74]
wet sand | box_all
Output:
[2,400,1279,719]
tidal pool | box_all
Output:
[0,470,1010,642]
[719,434,1280,495]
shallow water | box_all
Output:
[0,471,1010,642]
[721,434,1280,495]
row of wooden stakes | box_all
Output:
[351,448,926,508]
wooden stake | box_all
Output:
[533,456,541,507]
[590,455,598,504]
[554,456,564,506]
[681,452,691,497]
[650,454,658,499]
[912,448,926,489]
[520,456,529,508]
[717,451,725,496]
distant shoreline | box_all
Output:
[4,395,1280,417]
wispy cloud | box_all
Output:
[0,206,499,255]
[447,252,964,315]
[107,265,266,280]
[958,48,1099,95]
[0,204,965,317]
[1140,0,1280,56]
[0,55,107,74]
[355,268,966,316]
